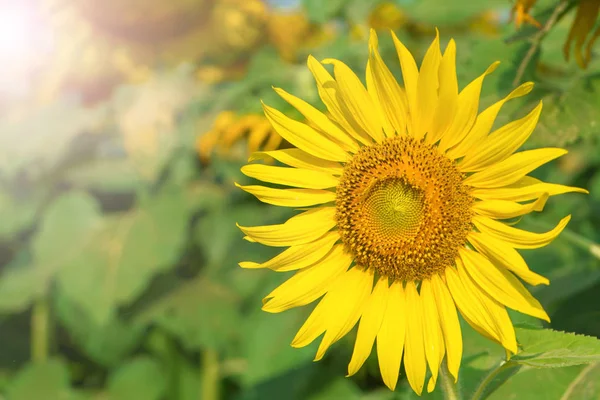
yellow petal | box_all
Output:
[307,55,372,146]
[448,260,517,353]
[391,31,419,136]
[471,176,588,201]
[446,82,534,160]
[376,280,406,391]
[468,232,549,286]
[459,248,550,321]
[458,262,518,354]
[460,101,542,171]
[473,215,571,249]
[236,183,336,208]
[239,231,340,271]
[348,276,390,376]
[262,244,353,313]
[262,102,349,162]
[446,262,509,350]
[291,267,373,351]
[314,267,374,361]
[365,61,395,138]
[368,29,408,136]
[241,164,339,189]
[464,148,568,188]
[430,274,462,382]
[429,39,458,145]
[249,148,343,176]
[273,86,360,153]
[472,193,549,219]
[438,62,499,153]
[414,29,441,140]
[237,207,336,246]
[322,58,384,143]
[404,281,426,395]
[420,279,445,393]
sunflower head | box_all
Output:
[237,29,587,394]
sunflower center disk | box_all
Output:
[335,136,474,282]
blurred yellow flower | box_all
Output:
[512,0,600,68]
[197,112,282,164]
[563,0,600,68]
[351,2,407,40]
[267,11,334,63]
[204,0,268,61]
[512,0,541,28]
[368,2,407,31]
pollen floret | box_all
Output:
[336,136,474,281]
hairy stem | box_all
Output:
[471,361,515,400]
[440,360,462,400]
[201,348,220,400]
[31,297,49,363]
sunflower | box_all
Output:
[236,30,587,394]
[512,0,600,68]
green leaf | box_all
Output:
[399,0,508,26]
[240,307,316,386]
[529,77,600,147]
[54,293,145,367]
[64,159,142,192]
[56,189,188,324]
[195,201,290,276]
[489,362,600,400]
[177,361,202,400]
[497,42,540,93]
[0,192,101,313]
[32,191,102,267]
[307,378,362,400]
[0,252,45,313]
[135,277,241,351]
[107,356,167,400]
[302,0,347,24]
[512,328,600,367]
[0,190,44,238]
[343,0,381,24]
[5,359,81,400]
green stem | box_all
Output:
[31,297,49,363]
[512,0,570,87]
[201,349,220,400]
[471,361,514,400]
[440,360,461,400]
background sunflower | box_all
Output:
[0,0,599,399]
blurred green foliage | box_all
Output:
[1,0,600,399]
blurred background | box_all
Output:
[0,0,599,399]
